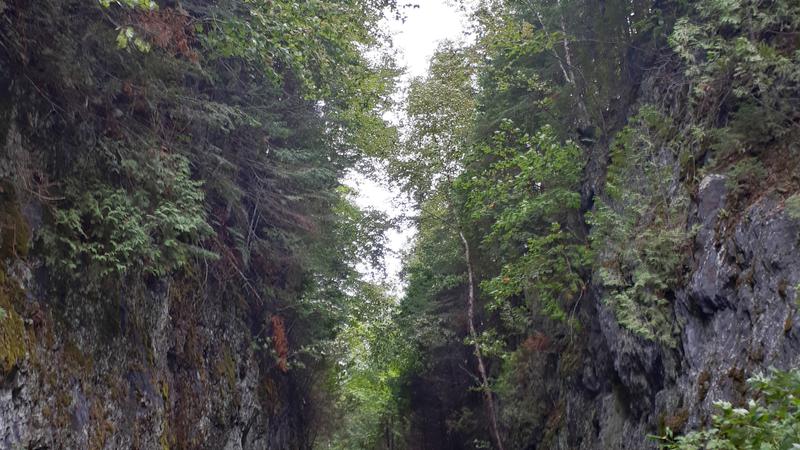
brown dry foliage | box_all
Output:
[522,331,551,353]
[134,8,198,62]
[270,315,289,372]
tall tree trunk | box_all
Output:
[459,231,505,450]
[555,0,591,127]
[533,5,590,128]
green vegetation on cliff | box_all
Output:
[336,0,800,448]
[0,0,400,446]
[1,0,799,448]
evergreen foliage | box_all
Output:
[39,152,213,289]
[2,0,799,447]
[670,0,800,150]
[1,0,399,445]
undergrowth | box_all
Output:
[656,368,800,449]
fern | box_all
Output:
[590,107,687,346]
[40,152,214,290]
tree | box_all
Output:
[389,43,506,450]
[0,0,400,445]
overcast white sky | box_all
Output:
[346,1,470,292]
[391,1,471,78]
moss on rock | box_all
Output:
[0,289,25,375]
[214,344,236,390]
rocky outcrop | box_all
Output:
[0,229,301,450]
[0,119,304,450]
[677,174,800,424]
[548,140,800,449]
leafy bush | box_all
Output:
[461,122,588,325]
[657,369,800,449]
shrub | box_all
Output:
[462,122,588,325]
[670,0,800,148]
[656,368,800,449]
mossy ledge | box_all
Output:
[0,183,29,376]
[0,289,26,376]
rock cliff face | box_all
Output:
[2,1,798,449]
[0,122,304,450]
[537,80,800,449]
[0,20,315,449]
